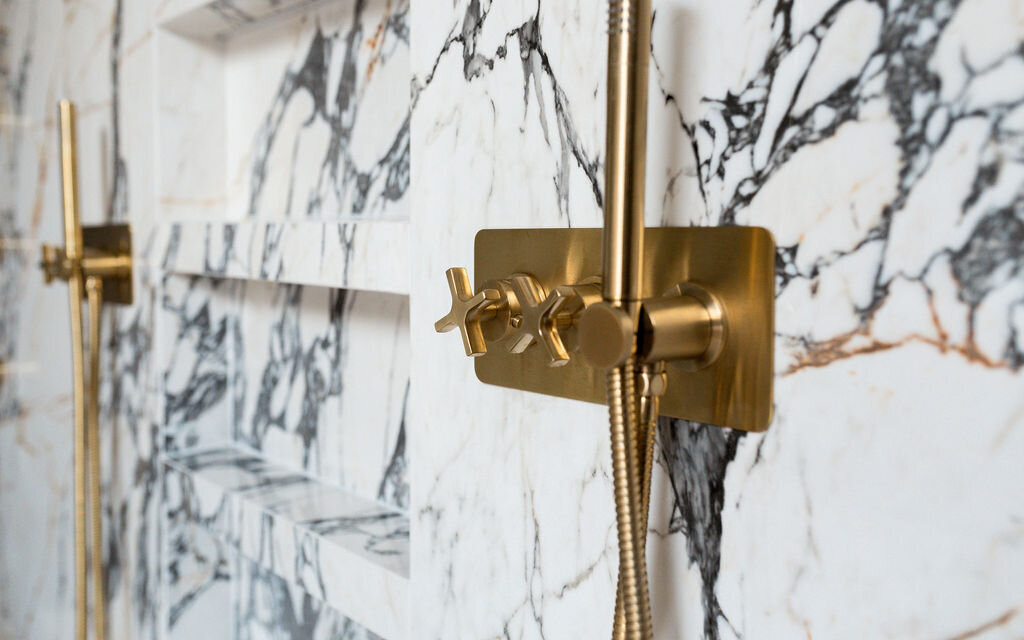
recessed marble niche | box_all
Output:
[157,0,410,222]
[153,1,412,638]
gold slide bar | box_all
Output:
[40,100,133,640]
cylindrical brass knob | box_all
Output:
[40,244,62,284]
[638,283,726,370]
[434,267,502,357]
[578,302,635,368]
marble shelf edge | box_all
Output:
[157,0,330,40]
[163,444,410,640]
[151,220,410,295]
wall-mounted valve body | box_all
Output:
[437,268,727,371]
[433,227,775,432]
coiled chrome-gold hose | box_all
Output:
[86,276,106,640]
[612,362,664,639]
[607,360,653,638]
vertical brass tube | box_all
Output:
[59,101,84,263]
[86,277,106,640]
[603,0,651,311]
[68,270,88,640]
[58,100,89,640]
[604,1,654,639]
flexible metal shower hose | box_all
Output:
[607,360,654,639]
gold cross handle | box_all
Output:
[434,267,502,357]
[506,275,602,368]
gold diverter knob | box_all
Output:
[507,274,601,367]
[434,267,504,357]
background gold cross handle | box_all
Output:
[37,100,133,640]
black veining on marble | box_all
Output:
[415,0,603,224]
[377,379,409,509]
[643,0,1024,635]
[658,420,743,640]
[106,0,128,223]
[247,0,410,219]
[0,0,31,420]
[204,224,238,275]
[161,277,235,450]
[235,558,382,640]
[0,209,22,420]
[164,469,234,628]
[235,283,409,511]
[306,510,409,560]
[240,284,345,467]
[652,0,1024,367]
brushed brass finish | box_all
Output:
[480,278,520,343]
[505,274,549,355]
[82,224,134,304]
[638,283,724,368]
[504,274,601,367]
[57,100,90,640]
[603,0,651,313]
[38,101,132,640]
[614,361,665,638]
[578,302,634,369]
[434,267,502,357]
[540,280,603,367]
[473,226,776,432]
[85,277,106,640]
[39,230,133,304]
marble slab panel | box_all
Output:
[409,0,1024,638]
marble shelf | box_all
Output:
[153,220,409,294]
[163,445,409,640]
[158,0,327,39]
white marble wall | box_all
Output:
[2,0,1022,639]
[409,0,1024,638]
[0,0,162,637]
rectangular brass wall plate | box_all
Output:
[474,227,775,432]
[82,223,133,305]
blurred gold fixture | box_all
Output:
[434,0,775,636]
[38,100,133,640]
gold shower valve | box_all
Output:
[435,268,604,366]
[434,267,504,357]
[532,279,603,367]
[469,227,775,431]
[506,274,601,367]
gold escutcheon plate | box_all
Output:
[81,223,133,305]
[473,227,775,432]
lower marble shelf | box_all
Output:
[163,446,409,639]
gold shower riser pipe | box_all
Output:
[603,0,651,312]
[604,0,655,639]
